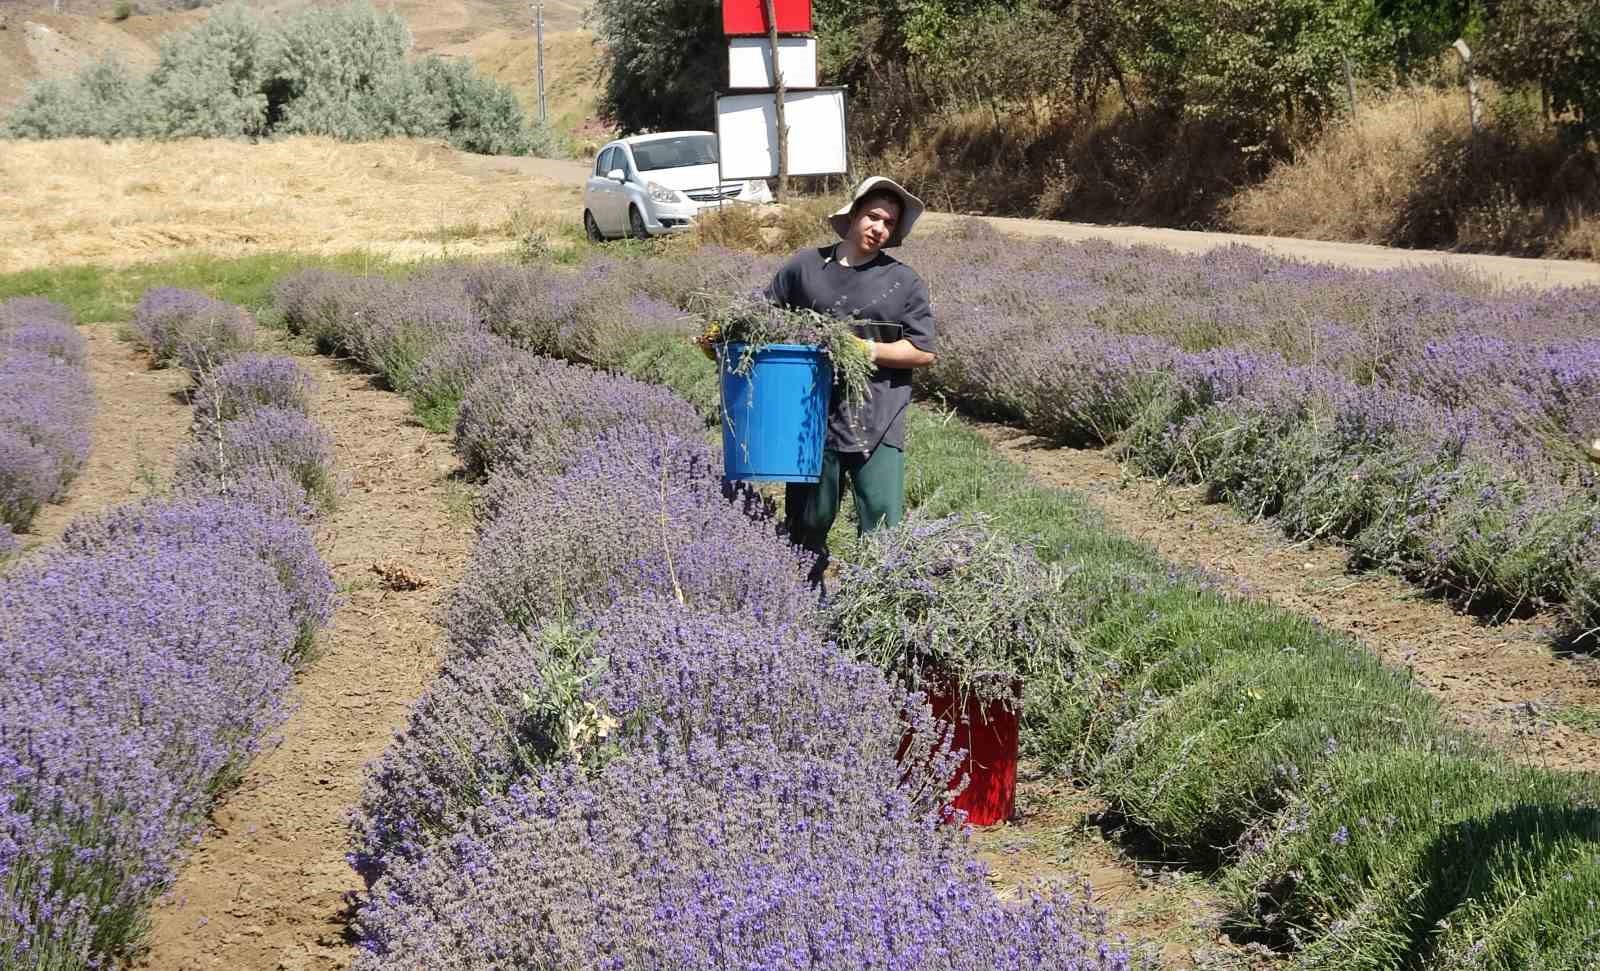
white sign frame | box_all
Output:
[727,37,818,90]
[715,87,848,180]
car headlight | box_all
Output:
[647,181,682,204]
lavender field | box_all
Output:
[267,254,1600,970]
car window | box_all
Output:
[631,135,718,172]
[595,147,616,176]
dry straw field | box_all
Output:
[0,138,590,273]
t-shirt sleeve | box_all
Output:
[901,272,936,354]
[765,252,805,307]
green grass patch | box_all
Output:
[1551,704,1600,734]
[1227,748,1600,970]
[0,250,407,323]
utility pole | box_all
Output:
[762,0,788,203]
[532,2,548,124]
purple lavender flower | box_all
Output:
[174,406,337,514]
[0,296,74,329]
[190,353,316,429]
[452,353,702,480]
[130,287,255,376]
[0,351,93,529]
[61,495,335,655]
[0,319,87,367]
[0,544,298,967]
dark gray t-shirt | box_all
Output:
[766,245,937,454]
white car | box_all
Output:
[583,131,772,240]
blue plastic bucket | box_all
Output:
[719,342,832,483]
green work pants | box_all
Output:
[785,445,905,579]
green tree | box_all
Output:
[588,0,723,133]
[1477,0,1600,135]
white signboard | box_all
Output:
[715,87,848,180]
[727,37,818,89]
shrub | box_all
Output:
[1227,749,1600,966]
[444,430,810,655]
[1092,644,1453,859]
[340,276,481,393]
[141,6,271,138]
[61,496,335,657]
[191,353,316,429]
[0,320,88,368]
[407,331,514,433]
[130,287,255,376]
[353,733,1126,971]
[0,297,74,329]
[0,57,151,139]
[451,354,701,480]
[2,1,558,157]
[0,352,93,530]
[354,596,911,883]
[174,405,337,513]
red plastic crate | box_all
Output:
[926,687,1019,827]
[722,0,812,36]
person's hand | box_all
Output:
[693,334,718,363]
[857,336,877,364]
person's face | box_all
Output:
[848,195,902,253]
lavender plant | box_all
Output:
[130,287,255,377]
[406,330,514,432]
[0,350,93,530]
[61,496,335,656]
[174,405,337,514]
[0,296,75,329]
[189,353,316,430]
[0,544,298,968]
[0,319,88,368]
[451,352,701,480]
[1227,748,1600,969]
[445,431,812,655]
[352,734,1135,971]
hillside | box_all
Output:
[0,0,593,117]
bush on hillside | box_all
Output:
[1,2,565,157]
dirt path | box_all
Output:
[135,349,472,971]
[24,327,191,546]
[972,421,1600,774]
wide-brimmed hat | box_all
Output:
[828,176,925,248]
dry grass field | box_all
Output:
[0,137,589,273]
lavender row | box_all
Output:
[0,297,92,536]
[273,281,1138,967]
[0,301,336,968]
[446,237,1600,638]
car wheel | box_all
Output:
[628,206,650,240]
[584,210,604,243]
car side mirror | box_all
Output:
[607,168,626,182]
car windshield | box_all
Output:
[630,135,717,172]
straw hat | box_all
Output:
[828,176,925,248]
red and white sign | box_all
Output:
[721,0,811,36]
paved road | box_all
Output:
[490,155,1600,291]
